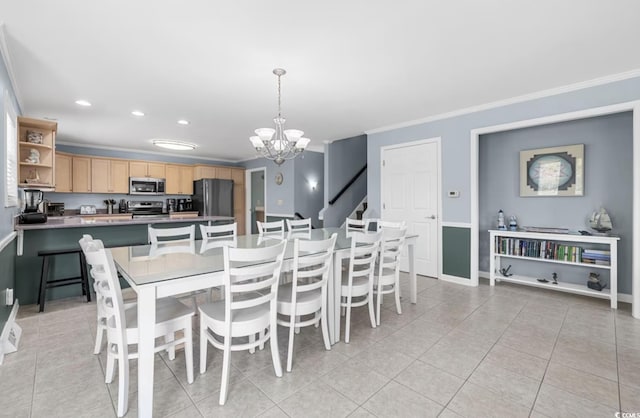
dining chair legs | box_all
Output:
[116,356,129,417]
[184,326,194,384]
[219,342,232,405]
[94,324,105,355]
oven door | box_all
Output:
[129,178,164,195]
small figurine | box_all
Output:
[552,272,558,285]
[497,209,506,230]
[499,265,513,277]
[25,148,40,164]
[587,272,606,291]
[509,216,517,231]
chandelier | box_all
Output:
[249,68,310,165]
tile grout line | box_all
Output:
[437,290,531,415]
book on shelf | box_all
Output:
[582,249,611,256]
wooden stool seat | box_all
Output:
[37,247,91,312]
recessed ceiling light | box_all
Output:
[177,119,190,125]
[75,99,92,107]
[131,110,145,117]
[151,139,197,151]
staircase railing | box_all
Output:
[328,164,367,205]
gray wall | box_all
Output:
[367,75,640,282]
[479,112,633,294]
[0,49,21,239]
[294,150,324,228]
[367,76,640,224]
[242,156,296,216]
[323,134,367,227]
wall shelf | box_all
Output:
[489,229,619,308]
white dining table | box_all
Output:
[110,227,418,417]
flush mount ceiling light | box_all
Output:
[131,110,145,117]
[177,119,190,125]
[75,99,92,107]
[249,68,310,166]
[152,139,197,151]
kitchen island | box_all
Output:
[14,215,234,304]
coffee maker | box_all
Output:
[20,189,47,224]
[166,198,176,213]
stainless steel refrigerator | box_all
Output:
[192,179,234,217]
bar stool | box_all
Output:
[37,248,91,312]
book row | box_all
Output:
[493,237,610,265]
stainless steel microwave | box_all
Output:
[129,177,166,195]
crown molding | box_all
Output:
[365,68,640,135]
[0,23,23,113]
[56,140,244,164]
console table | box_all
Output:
[489,230,619,308]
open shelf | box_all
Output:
[489,230,619,308]
[495,274,611,300]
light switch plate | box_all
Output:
[448,191,460,198]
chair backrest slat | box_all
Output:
[286,218,311,234]
[223,240,286,315]
[290,233,337,297]
[257,220,285,237]
[148,224,195,244]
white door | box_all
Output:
[382,140,439,277]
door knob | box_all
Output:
[426,215,436,219]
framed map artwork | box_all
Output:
[520,144,584,197]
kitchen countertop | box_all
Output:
[15,215,235,230]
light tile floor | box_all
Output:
[2,274,640,417]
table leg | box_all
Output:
[408,242,417,304]
[137,286,157,418]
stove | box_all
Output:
[127,201,166,218]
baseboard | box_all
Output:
[0,300,21,366]
[440,274,475,286]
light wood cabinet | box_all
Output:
[216,167,232,180]
[54,153,72,192]
[193,165,217,180]
[129,161,165,178]
[92,158,130,193]
[166,164,193,195]
[72,156,92,193]
[17,117,57,189]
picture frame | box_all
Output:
[520,144,584,197]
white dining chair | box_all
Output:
[286,218,312,234]
[345,218,367,233]
[80,236,194,417]
[199,222,237,251]
[148,224,195,244]
[257,219,285,237]
[277,233,337,372]
[79,234,137,355]
[374,227,407,325]
[341,231,381,343]
[198,239,287,405]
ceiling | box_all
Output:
[1,1,639,162]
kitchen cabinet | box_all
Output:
[72,156,91,193]
[165,164,193,195]
[193,165,216,180]
[129,161,166,178]
[17,117,57,189]
[54,153,73,192]
[216,167,232,180]
[231,168,245,235]
[92,158,129,193]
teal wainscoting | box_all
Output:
[442,226,471,279]
[0,237,17,334]
[16,221,212,305]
